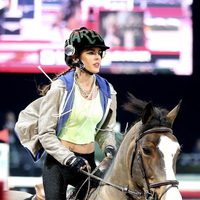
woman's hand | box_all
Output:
[66,156,88,172]
[104,145,116,159]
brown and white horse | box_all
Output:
[87,94,182,200]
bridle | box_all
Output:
[80,127,179,200]
[130,127,179,200]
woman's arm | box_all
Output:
[38,80,75,165]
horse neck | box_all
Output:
[104,121,142,187]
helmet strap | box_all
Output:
[78,60,94,75]
[82,67,94,76]
[72,59,93,75]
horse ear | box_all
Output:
[166,100,182,124]
[142,102,154,124]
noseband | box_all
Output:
[131,127,179,200]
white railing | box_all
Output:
[8,175,200,191]
[8,176,42,188]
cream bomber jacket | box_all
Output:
[15,73,117,165]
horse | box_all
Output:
[86,94,182,200]
[6,94,183,200]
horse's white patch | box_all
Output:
[158,136,182,200]
[158,135,179,180]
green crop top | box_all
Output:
[58,84,103,144]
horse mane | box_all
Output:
[122,93,172,132]
[122,92,148,116]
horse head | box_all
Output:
[121,93,182,200]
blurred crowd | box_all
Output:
[0,111,42,177]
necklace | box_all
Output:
[75,74,96,99]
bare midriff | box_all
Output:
[61,140,95,154]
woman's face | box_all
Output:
[80,47,104,74]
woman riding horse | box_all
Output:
[8,94,183,200]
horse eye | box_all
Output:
[142,147,152,155]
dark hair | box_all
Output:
[37,68,74,96]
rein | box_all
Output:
[81,170,143,199]
[131,127,179,200]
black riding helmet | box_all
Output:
[64,27,109,69]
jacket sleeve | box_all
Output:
[95,83,117,153]
[38,79,75,165]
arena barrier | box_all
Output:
[7,175,200,199]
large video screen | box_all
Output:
[0,0,193,75]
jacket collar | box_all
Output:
[59,70,111,98]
